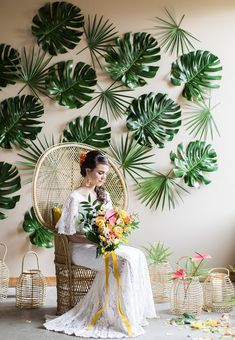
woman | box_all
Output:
[44,150,156,338]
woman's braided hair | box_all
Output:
[80,150,109,204]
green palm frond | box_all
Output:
[105,32,161,88]
[0,162,21,220]
[17,47,53,99]
[17,135,56,184]
[143,241,173,264]
[183,98,220,140]
[90,84,134,120]
[32,1,84,55]
[79,15,118,68]
[62,115,111,148]
[46,60,97,108]
[126,92,181,148]
[154,9,199,56]
[23,207,54,248]
[0,95,44,149]
[0,43,20,89]
[171,50,222,101]
[110,133,154,181]
[170,141,218,188]
[136,171,188,210]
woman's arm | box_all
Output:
[67,233,95,244]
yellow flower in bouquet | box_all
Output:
[96,216,105,228]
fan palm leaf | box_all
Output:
[0,43,20,89]
[0,95,44,149]
[90,84,134,120]
[23,207,54,248]
[17,47,53,99]
[170,141,218,188]
[32,1,84,55]
[104,32,161,88]
[62,115,111,148]
[170,50,222,101]
[183,98,220,140]
[110,133,154,181]
[79,15,118,68]
[46,60,97,108]
[0,162,21,220]
[126,92,181,148]
[154,9,199,56]
[136,171,188,210]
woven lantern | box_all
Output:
[0,242,9,302]
[16,251,47,309]
[149,262,173,303]
[203,268,234,313]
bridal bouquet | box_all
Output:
[79,198,139,256]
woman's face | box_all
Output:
[86,163,109,187]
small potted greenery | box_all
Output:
[228,265,235,282]
[143,241,173,303]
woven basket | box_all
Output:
[0,242,9,302]
[149,262,172,303]
[16,251,47,309]
[203,267,235,313]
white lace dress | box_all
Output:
[44,190,156,338]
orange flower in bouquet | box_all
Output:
[79,199,139,257]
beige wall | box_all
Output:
[0,0,235,277]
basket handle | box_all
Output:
[209,267,230,276]
[22,251,40,273]
[0,242,7,261]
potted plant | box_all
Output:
[228,265,235,282]
[143,242,173,303]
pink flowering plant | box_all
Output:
[173,252,212,281]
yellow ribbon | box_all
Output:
[86,251,132,337]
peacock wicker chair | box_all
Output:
[32,143,128,315]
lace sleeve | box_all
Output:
[55,192,82,235]
[105,192,113,209]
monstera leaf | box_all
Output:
[32,1,84,55]
[126,92,181,148]
[0,43,20,89]
[110,133,154,181]
[23,207,54,248]
[136,171,188,210]
[0,95,44,149]
[0,162,21,220]
[171,50,222,101]
[170,141,218,188]
[46,60,97,108]
[62,115,111,148]
[105,32,161,88]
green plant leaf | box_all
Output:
[17,134,56,184]
[32,1,84,55]
[62,115,111,148]
[126,92,181,148]
[46,60,97,108]
[23,207,54,248]
[136,171,188,210]
[183,98,220,141]
[154,9,199,56]
[170,141,218,187]
[90,84,134,120]
[110,133,154,181]
[0,43,20,89]
[0,162,21,220]
[143,241,173,264]
[170,50,222,101]
[0,95,44,149]
[17,47,53,98]
[80,15,118,68]
[104,32,161,88]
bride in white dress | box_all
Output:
[44,150,156,338]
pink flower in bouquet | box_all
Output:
[172,268,186,279]
[104,209,117,226]
[192,252,211,262]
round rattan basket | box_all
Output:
[149,262,172,303]
[203,268,235,313]
[0,242,9,302]
[16,251,47,309]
